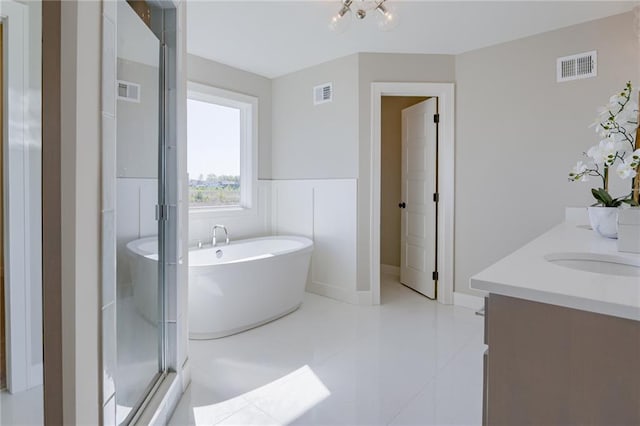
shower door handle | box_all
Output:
[156,204,168,222]
[398,202,406,209]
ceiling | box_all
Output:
[186,1,637,78]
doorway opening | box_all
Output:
[380,96,438,301]
[371,82,455,306]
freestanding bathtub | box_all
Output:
[126,235,313,340]
[189,236,313,339]
[126,237,159,324]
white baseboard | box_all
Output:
[27,362,44,389]
[357,290,372,306]
[453,291,485,310]
[307,281,372,306]
[381,264,400,277]
[307,281,359,305]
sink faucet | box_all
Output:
[212,225,229,247]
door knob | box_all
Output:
[399,202,406,209]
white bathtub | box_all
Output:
[126,235,313,339]
[126,237,159,324]
[189,236,313,339]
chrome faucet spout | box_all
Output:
[212,225,230,247]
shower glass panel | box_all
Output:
[115,2,163,423]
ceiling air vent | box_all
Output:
[117,80,141,103]
[557,51,597,83]
[313,82,333,105]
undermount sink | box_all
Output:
[544,252,640,277]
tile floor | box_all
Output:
[0,385,43,426]
[169,273,485,426]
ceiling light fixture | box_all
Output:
[329,0,399,33]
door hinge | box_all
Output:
[433,193,439,203]
[433,113,440,123]
[432,271,439,281]
[155,204,169,222]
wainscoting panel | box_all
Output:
[115,177,158,290]
[272,179,358,304]
[272,180,313,237]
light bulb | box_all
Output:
[376,3,399,32]
[329,8,351,33]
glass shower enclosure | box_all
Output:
[114,2,166,423]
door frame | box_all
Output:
[1,0,43,393]
[370,82,455,305]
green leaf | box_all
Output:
[591,188,621,207]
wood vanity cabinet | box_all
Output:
[482,294,640,426]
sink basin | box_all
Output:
[544,252,640,277]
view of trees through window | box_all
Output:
[187,97,241,207]
[189,173,240,206]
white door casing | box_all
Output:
[400,99,437,299]
[370,82,455,306]
[1,0,43,393]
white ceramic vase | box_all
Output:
[588,206,619,239]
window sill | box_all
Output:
[188,205,258,218]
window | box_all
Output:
[187,82,257,211]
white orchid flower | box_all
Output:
[616,161,637,180]
[615,105,638,127]
[568,161,588,182]
[587,144,605,165]
[588,138,620,166]
[609,94,625,107]
[624,99,638,113]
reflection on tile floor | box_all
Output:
[169,273,485,426]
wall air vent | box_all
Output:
[557,51,597,83]
[313,82,333,105]
[117,80,141,103]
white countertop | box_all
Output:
[470,222,640,321]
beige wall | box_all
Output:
[269,16,638,298]
[380,96,428,267]
[188,54,273,179]
[454,12,640,296]
[270,52,455,292]
[272,54,360,179]
[357,53,456,291]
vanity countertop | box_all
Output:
[470,222,640,321]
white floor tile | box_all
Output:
[0,386,43,426]
[216,405,280,426]
[389,334,485,426]
[243,365,330,424]
[169,276,484,426]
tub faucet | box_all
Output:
[212,225,229,247]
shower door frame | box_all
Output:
[100,0,184,424]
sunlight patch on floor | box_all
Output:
[192,365,330,425]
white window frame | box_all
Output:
[187,81,258,216]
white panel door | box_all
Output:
[400,98,437,298]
